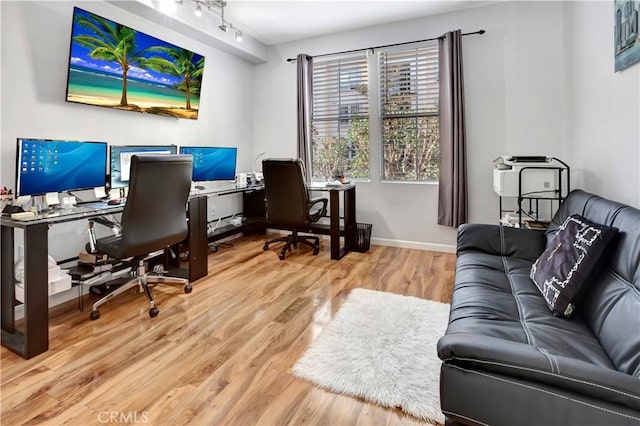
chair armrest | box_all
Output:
[307,196,328,222]
[92,217,122,235]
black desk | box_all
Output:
[310,183,356,260]
[0,196,207,359]
[196,184,266,244]
[0,184,265,359]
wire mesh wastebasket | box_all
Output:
[352,223,372,253]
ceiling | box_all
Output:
[208,1,495,45]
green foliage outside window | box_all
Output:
[311,117,369,180]
[382,115,439,181]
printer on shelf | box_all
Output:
[493,155,559,197]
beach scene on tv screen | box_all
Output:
[66,8,205,120]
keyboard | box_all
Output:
[308,182,328,188]
[75,201,124,211]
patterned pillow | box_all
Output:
[530,214,618,317]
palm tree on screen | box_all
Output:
[152,47,205,110]
[73,12,173,106]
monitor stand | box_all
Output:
[45,192,60,208]
[94,186,107,199]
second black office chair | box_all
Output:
[91,154,193,320]
[262,158,328,260]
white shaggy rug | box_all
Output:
[292,288,450,424]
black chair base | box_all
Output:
[263,229,320,260]
[89,259,192,320]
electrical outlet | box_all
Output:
[544,181,551,188]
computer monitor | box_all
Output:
[179,146,237,182]
[16,138,107,197]
[109,145,177,189]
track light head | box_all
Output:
[190,0,242,42]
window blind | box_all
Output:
[311,54,369,179]
[379,44,440,181]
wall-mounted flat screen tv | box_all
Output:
[179,146,237,181]
[66,7,205,120]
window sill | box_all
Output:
[380,180,439,185]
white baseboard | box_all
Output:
[370,237,456,253]
[267,229,455,253]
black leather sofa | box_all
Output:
[437,190,640,425]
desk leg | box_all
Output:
[330,190,340,260]
[1,225,15,333]
[344,187,356,252]
[1,223,49,359]
[24,223,49,357]
[187,196,208,282]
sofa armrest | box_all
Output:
[438,333,640,412]
[457,223,547,262]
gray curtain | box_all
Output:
[296,54,313,181]
[438,30,468,227]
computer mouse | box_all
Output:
[107,199,120,205]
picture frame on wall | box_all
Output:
[614,0,640,72]
[66,7,205,119]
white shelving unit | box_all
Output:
[494,157,570,229]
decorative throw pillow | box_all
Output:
[530,214,618,317]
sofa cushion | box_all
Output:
[449,252,615,369]
[530,214,618,317]
[457,223,547,262]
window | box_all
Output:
[311,54,369,180]
[309,43,439,183]
[379,44,439,181]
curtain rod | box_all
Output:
[286,29,485,62]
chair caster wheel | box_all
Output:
[263,244,269,251]
[90,310,100,321]
[278,254,285,260]
[184,284,192,294]
[313,248,319,255]
[149,307,159,318]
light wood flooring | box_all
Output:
[1,234,456,425]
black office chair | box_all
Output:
[262,158,328,260]
[90,154,193,320]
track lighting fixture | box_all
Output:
[191,0,243,42]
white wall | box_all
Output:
[253,1,566,249]
[1,1,255,261]
[4,0,637,259]
[563,1,640,208]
